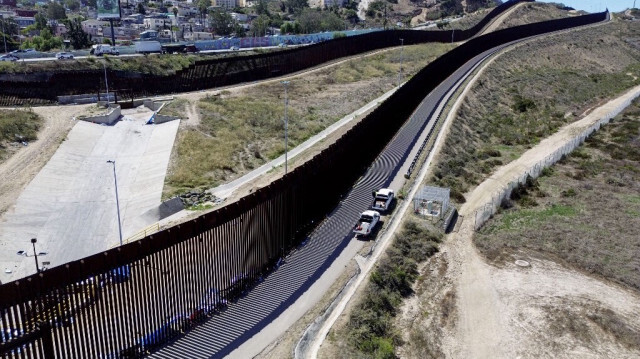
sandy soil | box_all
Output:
[0,104,90,216]
[397,85,640,358]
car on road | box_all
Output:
[278,43,288,48]
[371,188,394,212]
[56,52,74,60]
[0,54,19,62]
[353,210,381,237]
[230,46,239,51]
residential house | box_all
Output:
[184,31,212,40]
[82,19,110,36]
[0,0,17,7]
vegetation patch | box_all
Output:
[158,98,188,118]
[429,15,640,205]
[164,43,454,196]
[0,109,43,163]
[336,221,442,358]
[476,100,640,290]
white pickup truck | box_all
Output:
[353,210,381,237]
[372,188,394,212]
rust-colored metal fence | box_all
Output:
[0,1,528,106]
[0,7,607,359]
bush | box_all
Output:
[346,221,442,357]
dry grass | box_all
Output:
[158,98,188,118]
[429,17,640,203]
[475,100,640,291]
[0,109,43,163]
[164,43,455,195]
[495,2,573,31]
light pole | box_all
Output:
[282,80,290,175]
[107,160,123,246]
[397,38,404,87]
[31,238,40,273]
[102,61,110,106]
[1,19,7,54]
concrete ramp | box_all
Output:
[0,110,179,283]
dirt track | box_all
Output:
[433,85,640,358]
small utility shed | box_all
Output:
[413,186,450,219]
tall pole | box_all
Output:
[109,19,116,48]
[282,81,290,175]
[398,38,404,87]
[31,238,40,273]
[107,160,123,246]
[451,28,455,43]
[1,19,7,54]
[102,61,109,105]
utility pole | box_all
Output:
[282,81,290,175]
[102,61,109,105]
[397,38,404,87]
[107,160,123,246]
[1,19,7,54]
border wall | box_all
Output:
[0,8,607,359]
[0,1,529,106]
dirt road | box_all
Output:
[437,85,640,357]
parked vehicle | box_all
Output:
[353,210,381,237]
[183,44,199,53]
[56,52,74,60]
[230,46,239,51]
[371,188,394,212]
[94,44,119,56]
[0,54,19,62]
[135,41,162,54]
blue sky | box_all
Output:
[536,0,633,13]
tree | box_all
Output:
[35,13,48,30]
[0,18,20,51]
[197,0,211,22]
[256,0,269,15]
[173,6,178,19]
[47,2,67,20]
[64,0,80,11]
[21,27,63,51]
[64,17,92,49]
[137,3,146,14]
[250,14,269,37]
[209,8,235,36]
[87,0,97,7]
[285,0,308,14]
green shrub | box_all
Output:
[346,221,442,357]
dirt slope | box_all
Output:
[397,86,640,358]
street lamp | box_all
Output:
[281,80,290,175]
[16,238,48,273]
[107,160,123,246]
[101,61,110,106]
[398,38,404,87]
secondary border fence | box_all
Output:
[0,1,531,107]
[0,7,608,359]
[474,90,640,230]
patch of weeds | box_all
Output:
[587,308,639,349]
[561,188,577,197]
[345,221,442,357]
[187,203,214,211]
